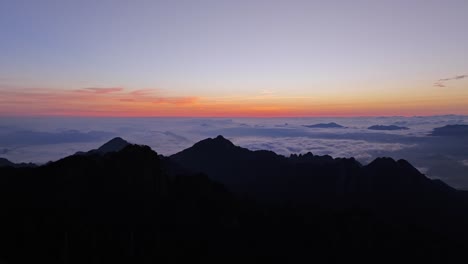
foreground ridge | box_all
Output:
[0,136,466,263]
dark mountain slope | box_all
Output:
[0,157,15,167]
[170,136,468,241]
[170,136,456,206]
[171,135,287,194]
[0,143,240,263]
[0,137,467,263]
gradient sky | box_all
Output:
[1,0,467,117]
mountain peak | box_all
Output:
[215,135,226,140]
[104,137,127,145]
[371,156,396,163]
[193,135,235,149]
[367,157,397,168]
[96,137,130,154]
[213,135,233,144]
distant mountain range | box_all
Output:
[0,135,467,262]
[431,124,468,136]
[0,157,35,168]
[303,122,345,128]
[303,123,410,130]
[368,125,409,130]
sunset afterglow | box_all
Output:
[1,0,467,117]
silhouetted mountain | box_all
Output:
[0,157,15,167]
[1,136,467,263]
[0,157,36,168]
[170,136,455,205]
[303,122,345,128]
[95,137,130,153]
[368,125,409,130]
[0,143,238,263]
[171,135,286,195]
[75,137,130,155]
[431,124,468,137]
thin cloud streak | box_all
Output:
[434,74,468,87]
[433,82,446,88]
[78,87,124,94]
[130,89,157,97]
[152,97,198,105]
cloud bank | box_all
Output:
[0,116,467,189]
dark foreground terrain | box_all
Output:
[0,136,467,263]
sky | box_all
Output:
[1,0,468,117]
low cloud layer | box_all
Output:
[0,115,467,189]
[230,136,413,162]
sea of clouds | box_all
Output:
[0,115,467,189]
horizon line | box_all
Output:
[0,113,466,119]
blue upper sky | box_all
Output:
[1,0,467,116]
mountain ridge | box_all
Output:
[170,136,453,200]
[1,136,467,262]
[74,137,130,156]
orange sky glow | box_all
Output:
[1,85,467,117]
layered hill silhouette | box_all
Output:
[0,157,36,168]
[0,136,467,263]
